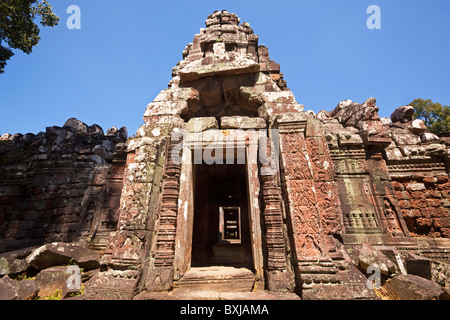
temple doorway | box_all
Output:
[191,163,253,270]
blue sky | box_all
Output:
[1,0,449,136]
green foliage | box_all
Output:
[15,272,36,281]
[65,258,76,266]
[69,283,85,297]
[39,289,62,300]
[409,98,450,134]
[0,0,59,73]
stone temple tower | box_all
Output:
[1,10,449,301]
[90,10,450,300]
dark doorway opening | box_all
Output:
[191,163,253,270]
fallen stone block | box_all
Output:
[3,277,39,300]
[34,266,81,299]
[408,119,427,135]
[421,132,440,143]
[405,253,433,280]
[440,287,450,300]
[351,242,397,276]
[82,270,137,300]
[0,246,37,276]
[391,106,414,123]
[63,118,88,134]
[26,242,100,271]
[16,279,39,300]
[383,274,444,300]
[0,276,18,300]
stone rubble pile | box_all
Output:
[0,242,100,300]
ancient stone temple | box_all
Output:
[1,10,449,300]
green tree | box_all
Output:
[409,98,450,134]
[0,0,59,74]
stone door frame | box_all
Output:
[173,129,265,288]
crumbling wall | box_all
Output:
[0,118,127,253]
[319,101,450,240]
[383,105,450,238]
[392,177,450,238]
[319,98,412,245]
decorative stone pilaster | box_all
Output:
[143,135,183,291]
[259,136,295,292]
[102,115,185,282]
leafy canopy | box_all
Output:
[0,0,59,74]
[409,98,450,134]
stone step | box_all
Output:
[174,266,255,292]
[134,290,301,300]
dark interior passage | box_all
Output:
[191,163,253,269]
